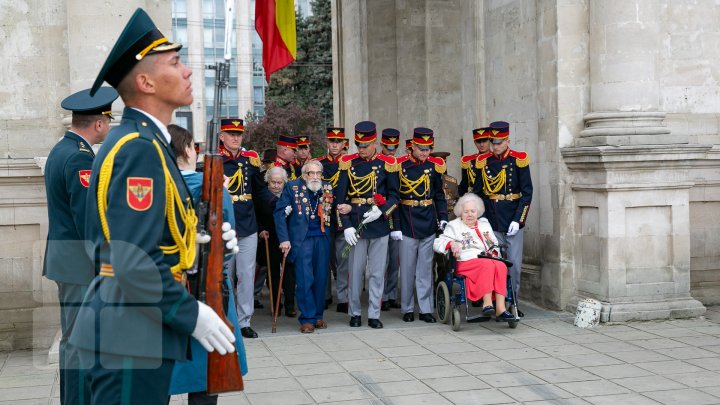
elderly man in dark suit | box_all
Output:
[274,160,334,333]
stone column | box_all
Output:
[186,0,206,139]
[579,0,679,146]
[561,1,706,321]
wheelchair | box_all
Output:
[435,249,520,330]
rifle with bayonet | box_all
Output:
[195,0,244,394]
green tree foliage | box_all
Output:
[265,0,332,127]
[244,102,321,157]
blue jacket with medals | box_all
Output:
[273,178,333,263]
[70,107,199,361]
[43,131,96,285]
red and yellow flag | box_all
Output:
[255,0,296,82]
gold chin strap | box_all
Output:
[400,172,430,198]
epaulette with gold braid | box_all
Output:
[241,150,261,167]
[475,152,492,169]
[509,150,530,168]
[396,155,410,165]
[339,153,357,171]
[376,153,398,172]
[460,153,477,170]
[427,156,446,174]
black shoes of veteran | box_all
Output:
[336,302,349,313]
[418,313,436,323]
[402,312,414,322]
[254,299,264,309]
[240,327,258,338]
[285,304,297,317]
[367,318,383,329]
[349,315,361,327]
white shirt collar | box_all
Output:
[130,107,171,144]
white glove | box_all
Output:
[390,231,403,241]
[507,221,520,236]
[221,222,239,254]
[344,227,358,246]
[361,205,382,224]
[439,220,448,231]
[284,206,292,216]
[192,301,236,355]
[196,231,211,244]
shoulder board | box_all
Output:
[218,146,232,158]
[460,153,478,170]
[241,150,261,167]
[339,153,357,170]
[396,155,410,164]
[509,150,530,168]
[314,156,327,162]
[78,143,93,154]
[475,152,493,169]
[427,156,446,174]
[376,153,399,172]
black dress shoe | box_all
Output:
[388,299,401,309]
[254,299,264,309]
[285,305,297,317]
[419,313,436,323]
[349,315,361,327]
[336,302,349,313]
[367,318,383,329]
[325,297,333,309]
[381,301,390,311]
[402,312,414,322]
[240,327,258,338]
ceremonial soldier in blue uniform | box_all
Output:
[273,134,299,180]
[335,121,399,329]
[405,138,413,155]
[44,86,118,405]
[395,128,448,323]
[219,117,265,338]
[459,127,491,196]
[379,128,403,311]
[316,127,350,312]
[472,121,532,299]
[294,135,312,168]
[69,9,237,404]
[274,160,334,333]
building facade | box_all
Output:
[0,0,718,350]
[332,0,719,321]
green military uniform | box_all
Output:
[44,86,118,405]
[68,9,201,404]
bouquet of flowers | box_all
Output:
[342,193,386,258]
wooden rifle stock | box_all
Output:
[200,154,244,394]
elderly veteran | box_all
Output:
[433,193,514,321]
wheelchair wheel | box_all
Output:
[451,308,461,331]
[436,282,450,324]
[509,320,518,329]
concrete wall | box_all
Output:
[0,0,173,350]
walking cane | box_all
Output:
[264,237,274,317]
[272,253,288,333]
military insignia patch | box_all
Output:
[78,170,91,188]
[127,177,153,211]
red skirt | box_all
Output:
[455,258,507,302]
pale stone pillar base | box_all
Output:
[578,112,682,147]
[562,144,711,322]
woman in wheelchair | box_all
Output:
[433,193,515,321]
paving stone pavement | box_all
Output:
[1,304,719,405]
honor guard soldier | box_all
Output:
[219,117,265,338]
[379,128,402,311]
[69,9,237,404]
[459,127,492,196]
[274,134,299,180]
[44,86,118,405]
[316,127,350,312]
[294,135,312,168]
[335,121,400,329]
[473,121,532,299]
[395,128,448,323]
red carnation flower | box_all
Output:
[373,193,386,206]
